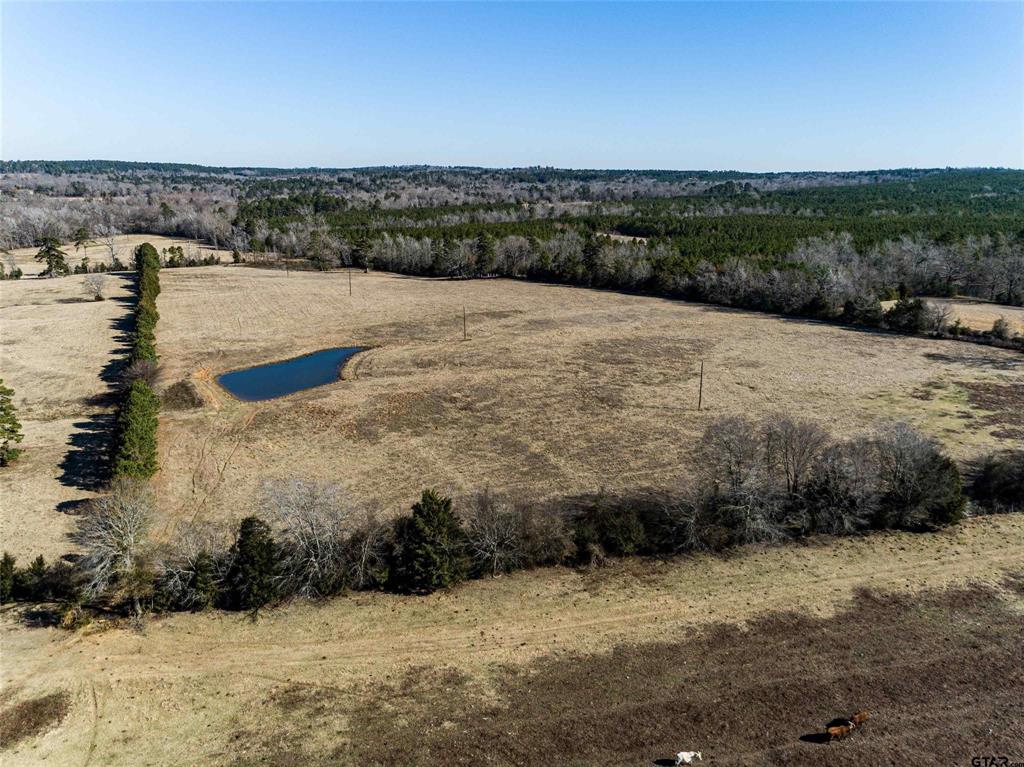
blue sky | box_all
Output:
[2,2,1021,170]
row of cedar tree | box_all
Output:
[112,243,161,480]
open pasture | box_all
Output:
[0,271,135,559]
[6,234,230,278]
[154,266,1023,533]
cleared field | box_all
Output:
[6,234,230,278]
[0,271,135,560]
[2,260,1024,766]
[154,267,1023,535]
[2,515,1022,765]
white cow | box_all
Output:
[675,751,702,765]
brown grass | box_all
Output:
[153,267,1023,535]
[0,690,71,750]
[0,271,136,560]
[334,581,1024,767]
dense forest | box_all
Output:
[2,164,1022,326]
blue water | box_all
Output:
[217,347,362,401]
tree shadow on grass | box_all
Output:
[57,413,114,491]
[58,274,136,492]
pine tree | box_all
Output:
[225,517,278,612]
[72,226,92,262]
[388,489,469,594]
[34,237,70,277]
[0,379,24,466]
[474,232,496,275]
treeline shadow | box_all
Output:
[58,413,115,491]
[58,274,136,492]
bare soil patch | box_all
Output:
[337,581,1024,767]
[961,380,1024,440]
[0,690,71,750]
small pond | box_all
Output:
[217,347,362,401]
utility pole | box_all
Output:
[463,306,467,340]
[698,359,704,411]
[348,268,352,296]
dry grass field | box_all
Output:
[0,271,135,560]
[154,267,1022,536]
[2,516,1022,765]
[3,260,1024,766]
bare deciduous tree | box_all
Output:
[465,490,523,576]
[763,414,829,495]
[258,478,353,598]
[82,273,108,301]
[77,478,154,615]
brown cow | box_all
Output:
[851,709,870,726]
[826,722,855,741]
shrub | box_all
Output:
[872,423,965,529]
[344,511,391,589]
[801,440,877,535]
[969,450,1024,513]
[225,516,279,611]
[990,316,1011,341]
[111,379,160,479]
[571,492,647,560]
[123,358,159,387]
[161,379,203,409]
[8,555,79,603]
[883,297,930,334]
[156,521,233,611]
[840,295,884,327]
[516,505,575,567]
[388,490,469,594]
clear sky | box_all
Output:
[2,1,1021,171]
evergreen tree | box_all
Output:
[474,232,496,275]
[0,552,14,603]
[190,551,218,610]
[225,517,278,612]
[72,226,92,261]
[0,379,24,466]
[112,380,160,479]
[34,237,70,277]
[388,489,469,594]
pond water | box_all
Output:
[217,347,362,401]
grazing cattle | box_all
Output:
[851,709,870,726]
[826,723,854,741]
[675,751,703,764]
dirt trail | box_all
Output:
[2,515,1021,766]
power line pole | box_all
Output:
[698,359,704,411]
[463,306,467,340]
